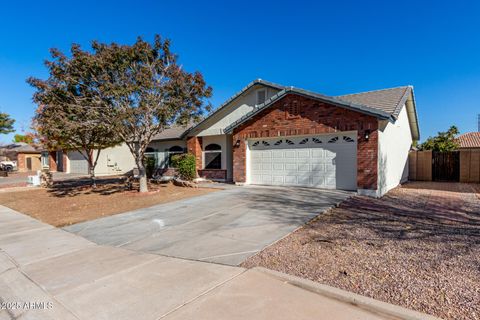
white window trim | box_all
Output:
[202,149,222,170]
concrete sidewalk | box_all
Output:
[0,205,438,320]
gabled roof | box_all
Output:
[457,132,480,148]
[336,86,411,118]
[224,86,395,134]
[151,79,420,141]
[152,123,194,141]
[186,79,285,136]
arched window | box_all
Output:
[204,143,222,169]
[146,147,156,153]
[168,145,184,167]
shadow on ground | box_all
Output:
[47,177,127,197]
[311,183,480,245]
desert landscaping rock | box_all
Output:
[242,182,480,320]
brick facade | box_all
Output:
[187,136,203,172]
[198,169,227,181]
[232,94,379,190]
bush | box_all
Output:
[144,155,156,178]
[171,153,196,181]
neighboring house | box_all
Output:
[65,144,135,175]
[148,79,420,197]
[457,132,480,150]
[0,143,66,172]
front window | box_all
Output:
[41,152,49,168]
[168,145,184,167]
[204,143,222,169]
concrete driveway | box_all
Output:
[65,186,352,265]
[1,205,437,320]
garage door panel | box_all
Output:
[297,163,310,171]
[296,150,310,158]
[248,134,357,190]
[273,163,284,170]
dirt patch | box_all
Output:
[242,182,480,320]
[0,177,216,227]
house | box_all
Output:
[457,132,480,150]
[0,143,57,172]
[148,79,420,197]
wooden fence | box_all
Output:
[460,149,480,183]
[409,150,480,183]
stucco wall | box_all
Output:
[67,144,136,175]
[94,143,136,175]
[377,105,412,196]
[197,86,280,136]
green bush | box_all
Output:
[171,153,196,181]
[144,155,156,178]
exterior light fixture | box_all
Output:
[364,130,371,141]
[235,140,241,147]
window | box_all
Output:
[168,145,184,167]
[41,152,49,168]
[328,137,339,143]
[343,136,355,143]
[256,89,266,105]
[299,138,309,144]
[204,143,222,169]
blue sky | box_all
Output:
[1,0,479,143]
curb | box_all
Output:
[254,267,441,320]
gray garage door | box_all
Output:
[68,152,89,174]
[248,133,357,190]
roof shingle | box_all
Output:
[457,132,480,149]
[336,86,411,117]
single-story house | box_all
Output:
[0,143,58,172]
[457,132,480,150]
[148,79,420,197]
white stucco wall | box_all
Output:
[197,86,280,136]
[66,143,136,175]
[93,144,136,175]
[377,105,413,196]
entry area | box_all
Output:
[248,133,357,190]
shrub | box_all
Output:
[171,153,196,181]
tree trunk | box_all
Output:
[138,164,148,193]
[88,165,97,188]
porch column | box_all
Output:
[187,136,203,171]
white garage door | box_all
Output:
[248,133,357,190]
[68,152,89,174]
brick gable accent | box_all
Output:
[232,94,378,190]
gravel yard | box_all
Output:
[0,177,216,227]
[242,182,480,320]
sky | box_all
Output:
[1,0,479,143]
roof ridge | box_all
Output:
[336,85,412,97]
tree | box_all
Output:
[13,133,35,144]
[93,36,212,192]
[0,112,15,134]
[27,45,121,187]
[419,125,460,152]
